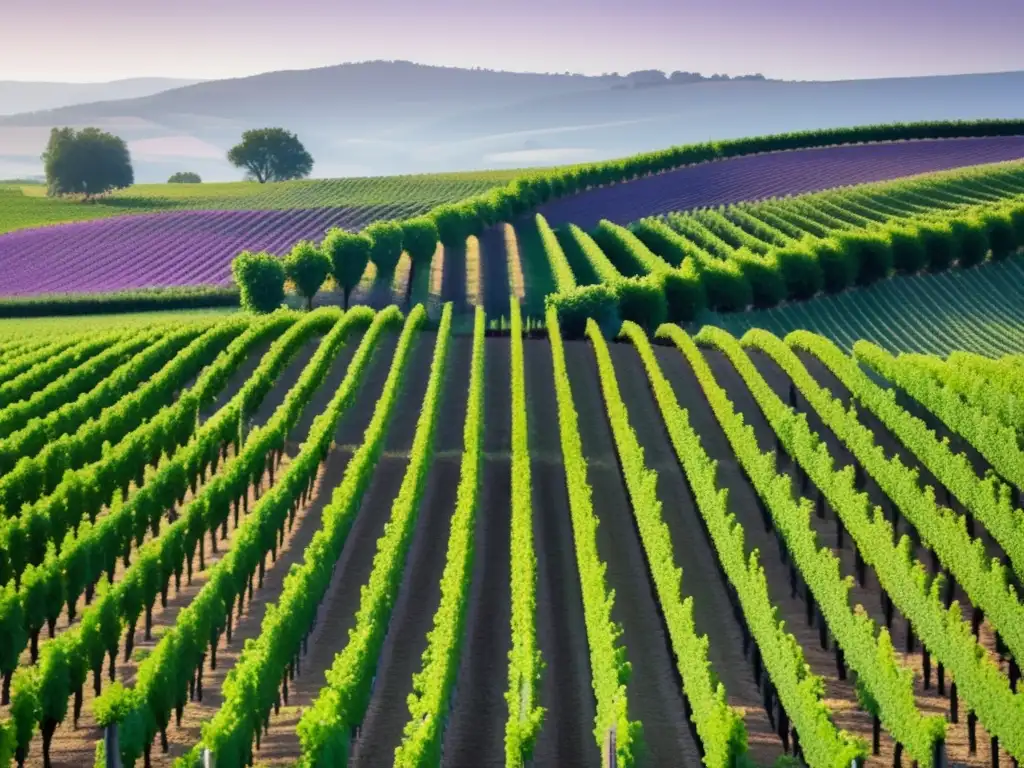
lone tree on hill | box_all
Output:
[227,128,314,183]
[41,127,133,197]
[168,171,201,183]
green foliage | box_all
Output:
[364,220,405,276]
[733,250,787,308]
[535,214,577,293]
[545,307,637,765]
[297,304,452,766]
[505,299,546,766]
[42,126,133,197]
[784,331,1024,757]
[226,128,314,184]
[700,327,948,765]
[772,245,823,300]
[283,240,332,310]
[192,306,415,766]
[322,228,371,309]
[916,221,957,272]
[603,322,750,768]
[400,216,440,267]
[231,250,286,313]
[949,217,989,268]
[835,230,893,286]
[167,172,201,184]
[546,283,619,340]
[978,209,1017,260]
[615,275,668,331]
[885,223,929,274]
[394,307,485,766]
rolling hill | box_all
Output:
[1,62,1023,182]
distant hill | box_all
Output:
[0,77,203,117]
[1,61,1022,182]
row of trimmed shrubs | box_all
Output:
[426,119,1024,247]
[545,199,1024,336]
[237,118,1024,316]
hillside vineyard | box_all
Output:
[0,297,1023,768]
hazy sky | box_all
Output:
[4,0,1023,83]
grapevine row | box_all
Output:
[653,324,869,768]
[692,326,945,764]
[296,302,452,766]
[744,330,1024,759]
[177,305,419,768]
[770,331,1024,651]
[393,306,485,766]
[854,341,1024,493]
[545,306,637,765]
[589,322,748,768]
[4,308,376,767]
[504,297,545,767]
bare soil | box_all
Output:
[348,336,473,767]
[609,342,785,766]
[441,241,468,314]
[523,338,597,767]
[563,339,703,768]
[479,225,511,321]
[441,338,513,767]
[256,332,437,761]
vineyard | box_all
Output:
[1,296,1023,768]
[2,133,1023,309]
[0,173,517,236]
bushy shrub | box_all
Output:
[431,204,467,246]
[283,240,332,310]
[949,217,989,268]
[809,237,857,293]
[231,250,285,313]
[546,284,619,339]
[167,171,201,184]
[697,258,753,312]
[401,217,440,268]
[1005,203,1024,244]
[733,249,786,308]
[322,228,371,308]
[916,220,957,272]
[364,220,404,275]
[772,245,823,300]
[663,257,706,322]
[835,230,893,285]
[979,209,1017,260]
[886,223,929,274]
[616,275,668,331]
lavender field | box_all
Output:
[537,135,1024,228]
[2,136,1023,299]
[0,205,403,296]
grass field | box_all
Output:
[1,300,1023,768]
[0,170,520,236]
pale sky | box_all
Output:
[2,0,1023,83]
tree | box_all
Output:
[284,240,332,310]
[364,220,404,276]
[167,172,201,184]
[401,217,439,268]
[41,127,133,197]
[231,251,285,313]
[226,128,313,183]
[322,228,371,309]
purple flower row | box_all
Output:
[537,136,1024,228]
[0,206,397,297]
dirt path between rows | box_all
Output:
[479,225,511,321]
[257,332,438,762]
[442,338,512,767]
[522,339,597,767]
[347,337,474,767]
[610,342,784,766]
[563,339,702,768]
